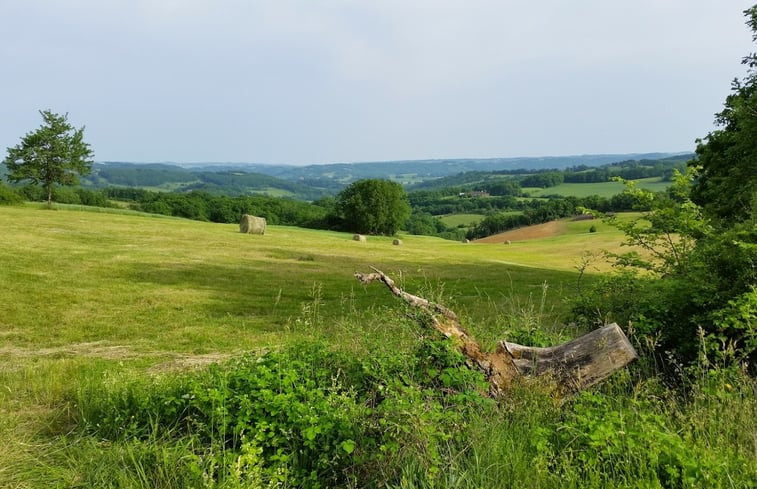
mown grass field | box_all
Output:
[0,204,754,488]
[437,213,487,228]
[523,177,670,198]
[1,204,610,357]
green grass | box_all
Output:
[437,213,487,227]
[523,177,671,198]
[0,205,602,361]
[0,204,753,488]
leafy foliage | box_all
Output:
[538,380,754,489]
[571,174,756,365]
[691,6,757,224]
[604,171,709,275]
[0,182,23,205]
[78,339,490,487]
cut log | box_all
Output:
[355,267,638,397]
[502,323,637,391]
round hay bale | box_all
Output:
[353,234,366,242]
[392,239,402,246]
[462,238,470,243]
[239,214,266,235]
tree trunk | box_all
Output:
[355,267,637,397]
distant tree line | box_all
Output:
[88,165,331,200]
[563,160,685,183]
[6,184,332,228]
[408,156,690,192]
[404,211,467,241]
[520,172,564,188]
[107,188,332,227]
[409,191,521,215]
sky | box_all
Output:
[1,1,755,165]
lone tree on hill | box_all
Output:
[336,179,411,235]
[3,110,94,207]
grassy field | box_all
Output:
[437,213,487,228]
[0,205,606,355]
[523,177,671,198]
[0,204,753,488]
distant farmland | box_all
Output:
[522,177,670,198]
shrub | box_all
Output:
[0,183,23,205]
[77,339,490,487]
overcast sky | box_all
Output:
[1,1,754,165]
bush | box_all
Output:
[18,183,45,201]
[77,339,490,487]
[51,186,82,204]
[0,183,23,205]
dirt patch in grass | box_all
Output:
[147,352,235,374]
[0,341,138,361]
[475,220,567,243]
[0,341,234,373]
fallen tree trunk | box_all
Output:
[355,267,637,396]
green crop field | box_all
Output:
[437,213,487,227]
[523,177,671,198]
[0,204,753,488]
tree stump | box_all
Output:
[355,267,637,396]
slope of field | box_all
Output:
[0,205,614,356]
[475,220,567,243]
[0,205,643,390]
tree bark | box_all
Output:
[356,267,637,397]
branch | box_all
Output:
[356,267,517,396]
[355,267,637,397]
[355,267,469,340]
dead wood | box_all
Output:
[355,267,638,397]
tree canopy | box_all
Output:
[335,179,411,236]
[691,5,757,224]
[3,110,94,206]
